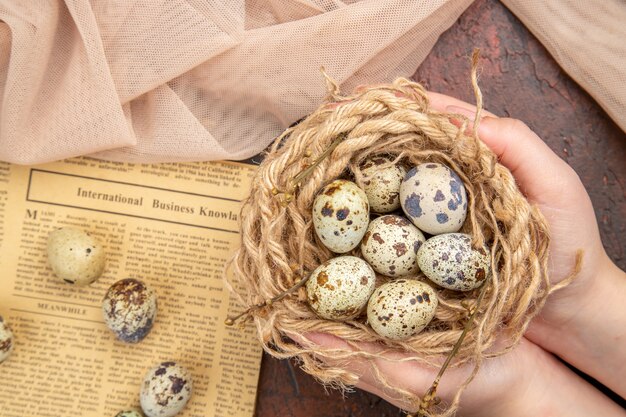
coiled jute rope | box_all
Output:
[227,52,554,416]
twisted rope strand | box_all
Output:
[227,56,553,416]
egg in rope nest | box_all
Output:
[225,50,557,417]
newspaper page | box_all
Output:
[0,157,261,417]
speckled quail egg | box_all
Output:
[115,410,144,417]
[360,156,407,213]
[47,227,106,285]
[0,315,14,364]
[367,279,438,340]
[306,256,376,320]
[140,361,192,417]
[417,233,490,291]
[361,215,425,277]
[102,279,157,343]
[312,180,370,253]
[400,162,467,235]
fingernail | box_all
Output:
[446,105,477,118]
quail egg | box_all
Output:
[115,410,144,417]
[361,215,425,277]
[367,279,438,340]
[360,156,407,213]
[102,279,157,343]
[400,162,467,235]
[312,180,370,253]
[47,227,106,285]
[417,233,490,291]
[140,361,193,417]
[0,315,14,363]
[306,256,376,320]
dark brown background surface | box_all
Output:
[254,0,626,415]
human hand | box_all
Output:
[428,92,626,398]
[429,93,605,291]
[297,331,624,417]
[301,91,626,415]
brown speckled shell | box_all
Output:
[360,215,425,277]
[0,315,14,363]
[361,156,407,213]
[102,278,157,343]
[400,163,467,235]
[367,279,438,340]
[312,180,370,253]
[46,227,106,286]
[417,233,490,291]
[140,361,192,417]
[306,256,376,320]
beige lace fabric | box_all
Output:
[0,0,624,165]
[502,0,626,135]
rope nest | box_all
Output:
[228,71,551,415]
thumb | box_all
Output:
[446,105,577,204]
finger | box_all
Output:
[426,89,578,204]
[355,379,418,412]
[289,332,426,411]
[428,90,576,198]
[427,91,498,118]
[450,110,577,203]
[301,332,496,404]
[299,332,437,391]
[344,334,626,417]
